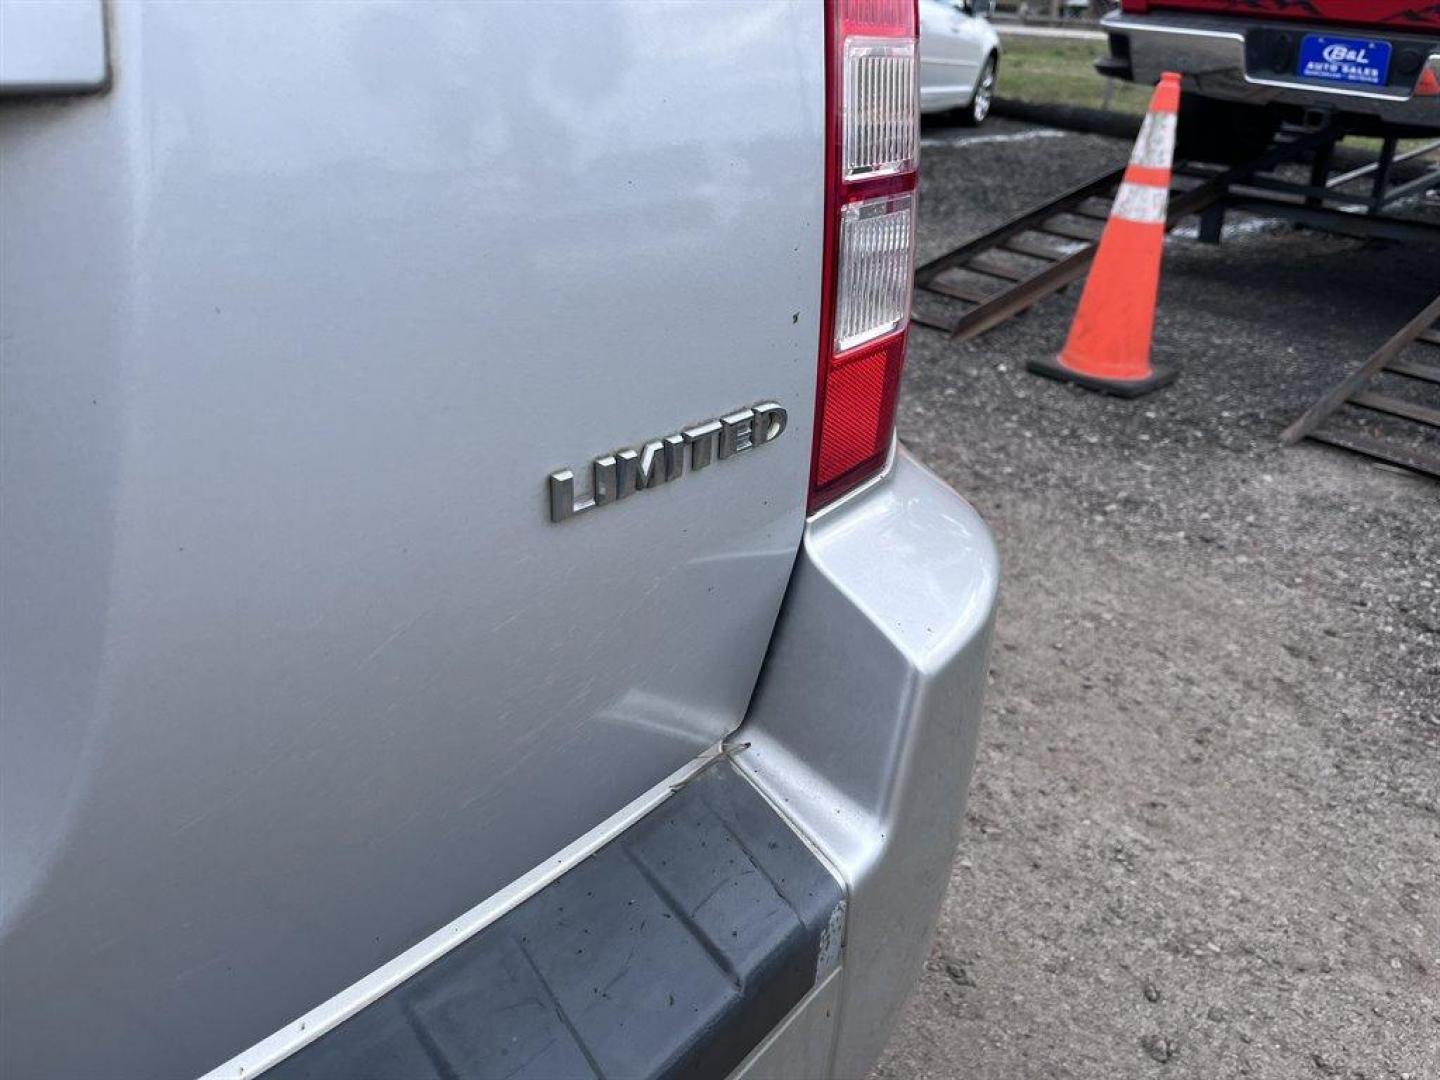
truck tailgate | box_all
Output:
[1123,0,1440,30]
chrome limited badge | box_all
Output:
[547,402,787,522]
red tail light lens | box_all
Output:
[815,333,907,486]
[1417,59,1440,96]
[837,0,917,37]
[811,0,919,512]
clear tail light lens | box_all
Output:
[811,0,919,512]
[834,192,916,351]
[843,40,919,180]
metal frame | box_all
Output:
[912,124,1440,479]
[1281,294,1440,479]
[912,125,1440,343]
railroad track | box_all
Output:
[910,159,1259,342]
[1281,294,1440,480]
[912,130,1440,344]
[912,127,1440,479]
[912,165,1164,342]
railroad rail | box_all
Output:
[1281,294,1440,480]
[912,128,1440,343]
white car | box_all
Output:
[920,0,1002,122]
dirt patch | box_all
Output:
[876,118,1439,1080]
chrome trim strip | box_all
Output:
[200,742,728,1079]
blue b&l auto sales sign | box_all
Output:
[1297,35,1391,87]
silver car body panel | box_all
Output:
[736,447,998,1076]
[1104,11,1440,129]
[200,744,727,1080]
[0,0,108,94]
[200,447,998,1079]
[0,2,826,1077]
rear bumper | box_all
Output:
[1101,11,1440,130]
[231,448,998,1080]
[733,446,999,1077]
[267,760,846,1080]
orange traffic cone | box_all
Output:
[1029,72,1183,397]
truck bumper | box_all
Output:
[732,446,999,1078]
[1101,11,1440,132]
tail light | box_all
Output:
[810,0,920,512]
[1417,58,1440,96]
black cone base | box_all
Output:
[1027,354,1177,398]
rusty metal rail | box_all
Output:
[911,125,1440,343]
[1281,294,1440,479]
[912,167,1115,341]
[910,169,1227,342]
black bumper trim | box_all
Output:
[268,759,844,1080]
[1097,31,1133,80]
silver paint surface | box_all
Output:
[210,446,999,1080]
[737,448,1000,1077]
[0,0,108,94]
[0,2,823,1077]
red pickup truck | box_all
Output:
[1099,0,1440,158]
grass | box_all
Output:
[995,37,1149,114]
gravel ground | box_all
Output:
[874,117,1440,1080]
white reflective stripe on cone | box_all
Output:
[1111,182,1169,225]
[1129,113,1178,169]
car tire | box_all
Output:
[960,54,996,127]
[1175,96,1279,165]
